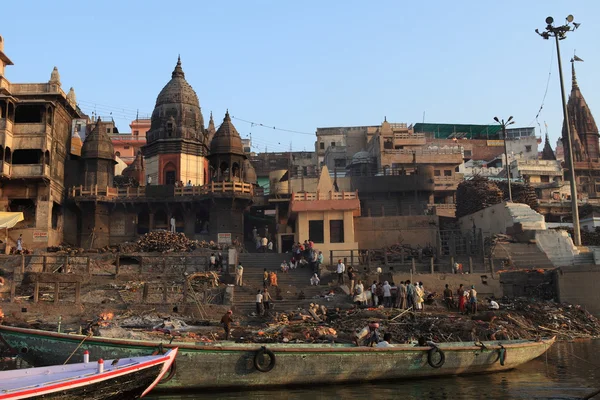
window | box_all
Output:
[464,150,472,157]
[444,170,452,177]
[330,220,344,243]
[319,142,325,150]
[123,146,130,150]
[14,105,44,123]
[334,158,346,168]
[525,145,532,153]
[331,142,336,148]
[540,175,550,183]
[308,220,324,243]
[106,128,111,134]
[302,166,308,176]
[134,130,139,136]
[166,122,173,137]
[434,170,441,176]
[455,166,460,172]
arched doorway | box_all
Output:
[137,211,149,234]
[163,162,177,185]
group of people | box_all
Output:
[252,226,273,253]
[293,240,323,277]
[442,284,498,314]
[254,288,273,316]
[208,252,224,271]
[366,280,428,310]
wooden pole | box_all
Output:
[469,256,473,274]
[21,254,25,274]
[54,282,59,304]
[34,282,40,303]
[411,258,416,274]
[115,255,120,277]
[42,256,47,272]
[142,283,149,303]
[430,257,434,274]
[86,257,91,275]
[75,282,81,304]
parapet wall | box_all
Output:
[354,215,438,249]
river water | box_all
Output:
[147,340,600,400]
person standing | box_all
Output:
[415,282,424,312]
[147,175,152,186]
[235,262,244,286]
[263,288,272,313]
[348,267,356,296]
[457,284,466,313]
[267,239,273,252]
[336,259,345,284]
[406,281,415,310]
[220,310,234,340]
[255,290,264,316]
[469,285,478,314]
[209,253,216,270]
[263,268,269,288]
[382,281,392,308]
[371,281,378,306]
[260,236,268,253]
[252,226,258,241]
[443,284,454,311]
[16,234,23,254]
[396,280,407,309]
[354,280,367,306]
[316,251,324,278]
[170,216,176,233]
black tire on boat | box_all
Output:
[427,347,445,368]
[161,359,177,383]
[497,345,507,366]
[254,346,276,372]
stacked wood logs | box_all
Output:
[135,232,199,253]
[456,176,503,218]
[496,181,539,211]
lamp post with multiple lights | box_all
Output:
[494,116,515,202]
[536,15,581,246]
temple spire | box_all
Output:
[571,60,578,89]
[541,133,556,161]
[172,55,185,79]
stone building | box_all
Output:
[0,36,83,249]
[143,57,209,186]
[68,58,256,247]
[562,62,600,198]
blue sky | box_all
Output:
[2,1,598,152]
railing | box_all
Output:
[383,148,463,155]
[11,164,49,178]
[427,203,456,210]
[70,182,254,199]
[433,175,461,183]
[292,190,358,201]
[12,123,50,135]
[110,135,147,141]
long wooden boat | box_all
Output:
[0,348,177,399]
[0,325,555,390]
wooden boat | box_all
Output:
[0,347,177,400]
[0,325,555,390]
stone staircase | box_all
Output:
[492,242,555,269]
[233,253,325,316]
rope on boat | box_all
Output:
[63,333,92,365]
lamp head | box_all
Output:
[494,117,500,123]
[545,16,554,25]
[507,116,514,123]
[566,15,574,23]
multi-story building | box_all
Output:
[109,118,149,165]
[0,35,83,248]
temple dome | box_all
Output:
[146,57,205,144]
[155,57,200,108]
[82,118,116,161]
[210,111,245,156]
[351,150,371,164]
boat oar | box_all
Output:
[63,333,92,365]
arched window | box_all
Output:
[163,162,177,185]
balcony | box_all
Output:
[290,190,360,214]
[12,123,50,135]
[69,182,255,201]
[11,164,50,178]
[393,133,426,146]
[382,148,463,164]
[433,175,463,191]
[0,162,10,175]
[109,134,147,142]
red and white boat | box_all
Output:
[0,348,177,400]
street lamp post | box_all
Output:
[494,116,515,202]
[536,15,582,246]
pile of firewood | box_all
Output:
[113,175,139,188]
[135,232,199,253]
[496,181,539,211]
[456,176,504,218]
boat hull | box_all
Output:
[0,325,555,390]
